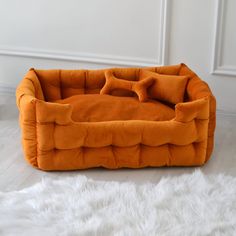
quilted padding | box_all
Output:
[16,64,216,171]
[55,94,175,122]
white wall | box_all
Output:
[169,0,236,114]
[0,0,236,114]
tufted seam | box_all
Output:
[81,146,85,167]
[34,100,39,168]
[52,122,55,151]
[168,143,172,166]
[84,70,88,94]
[59,69,62,99]
[37,143,202,170]
[138,144,142,167]
[111,145,117,168]
[136,68,140,81]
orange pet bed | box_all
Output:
[16,63,216,171]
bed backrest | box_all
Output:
[34,68,136,101]
[179,63,216,162]
[34,64,182,101]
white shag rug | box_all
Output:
[0,170,236,236]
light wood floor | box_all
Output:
[1,94,236,192]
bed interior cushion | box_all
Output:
[139,70,189,104]
[100,70,154,102]
[55,94,175,122]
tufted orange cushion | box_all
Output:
[55,94,175,122]
[139,70,189,104]
[101,70,154,102]
[16,64,216,171]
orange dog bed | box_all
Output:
[16,63,216,171]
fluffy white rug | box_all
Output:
[0,170,235,236]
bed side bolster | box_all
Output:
[18,95,37,122]
[16,94,38,167]
[16,69,44,109]
[35,100,73,125]
[174,97,209,122]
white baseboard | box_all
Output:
[216,109,236,117]
[0,83,15,95]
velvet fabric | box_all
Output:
[55,94,175,122]
[16,64,216,170]
[139,70,189,104]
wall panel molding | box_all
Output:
[0,47,158,67]
[0,83,15,95]
[0,0,170,70]
[157,0,170,65]
[212,0,236,76]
